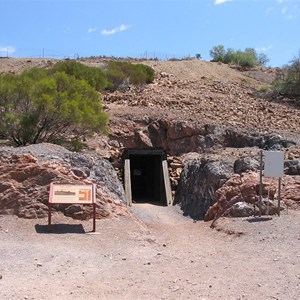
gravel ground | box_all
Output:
[1,206,300,300]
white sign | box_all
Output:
[264,151,284,178]
[49,183,95,204]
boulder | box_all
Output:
[228,202,254,218]
[175,158,233,219]
[284,160,300,175]
[0,144,127,219]
[205,171,300,224]
[234,157,260,174]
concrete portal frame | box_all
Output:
[123,149,173,207]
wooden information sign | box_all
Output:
[48,183,96,232]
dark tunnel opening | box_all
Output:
[124,149,168,206]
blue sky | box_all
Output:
[0,0,299,67]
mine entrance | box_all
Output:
[123,149,172,206]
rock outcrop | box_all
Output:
[176,154,300,223]
[205,171,300,226]
[109,118,295,156]
[0,143,127,219]
[174,158,234,219]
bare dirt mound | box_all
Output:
[0,57,58,74]
[144,59,250,83]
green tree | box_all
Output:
[273,51,300,99]
[209,45,226,62]
[257,53,270,66]
[223,48,235,64]
[209,45,269,68]
[0,68,108,146]
[233,50,257,68]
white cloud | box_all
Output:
[0,46,16,55]
[255,45,272,52]
[281,6,287,14]
[87,27,97,34]
[101,24,131,36]
[287,14,296,19]
[214,0,232,5]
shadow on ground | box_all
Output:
[35,224,85,234]
[246,217,273,223]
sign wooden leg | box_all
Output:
[92,203,96,232]
[48,203,52,233]
[259,150,263,217]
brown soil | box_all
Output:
[1,206,300,300]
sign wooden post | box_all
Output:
[48,183,97,232]
[259,150,263,217]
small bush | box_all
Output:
[232,51,257,68]
[106,61,154,90]
[71,138,84,152]
[209,45,226,63]
[273,52,300,99]
[209,45,269,68]
[256,85,270,92]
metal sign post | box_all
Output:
[277,177,282,216]
[48,183,97,232]
[260,151,284,217]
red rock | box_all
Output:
[0,153,128,220]
[205,171,300,224]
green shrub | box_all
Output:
[256,85,270,92]
[71,138,84,152]
[209,45,269,68]
[232,50,257,68]
[209,45,226,63]
[273,52,300,99]
[0,68,108,146]
[0,59,155,146]
[106,61,154,90]
[51,60,109,91]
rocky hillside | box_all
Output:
[104,59,300,144]
[1,57,299,139]
[1,57,300,221]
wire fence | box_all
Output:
[0,47,202,61]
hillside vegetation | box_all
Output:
[0,60,154,146]
[1,56,300,148]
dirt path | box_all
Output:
[1,207,300,300]
[129,203,191,225]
